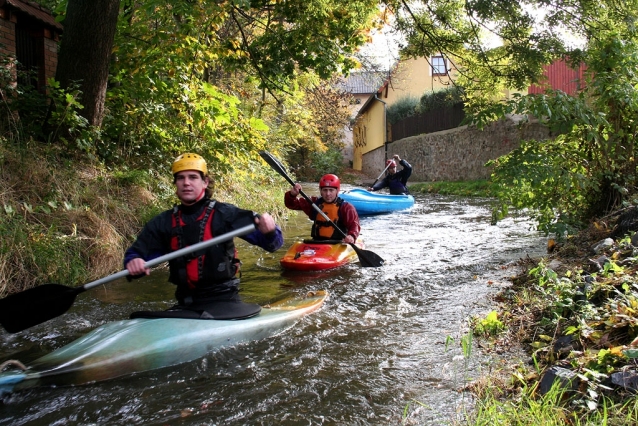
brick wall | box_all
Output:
[42,30,57,86]
[362,117,551,182]
[0,10,17,84]
[0,5,60,92]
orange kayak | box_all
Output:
[280,239,364,271]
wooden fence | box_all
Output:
[390,103,465,142]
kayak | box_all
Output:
[280,239,363,271]
[0,290,327,395]
[339,188,415,215]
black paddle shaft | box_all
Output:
[259,151,383,268]
[370,160,393,188]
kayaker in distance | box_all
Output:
[124,153,284,320]
[284,174,360,244]
[368,154,412,195]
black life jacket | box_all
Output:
[169,201,240,300]
[387,174,408,195]
[310,197,346,240]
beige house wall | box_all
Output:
[342,93,373,165]
[352,99,386,170]
[382,56,458,107]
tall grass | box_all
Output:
[0,145,289,296]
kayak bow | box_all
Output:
[280,239,364,271]
[339,188,414,216]
[0,290,327,395]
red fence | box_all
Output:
[390,103,465,142]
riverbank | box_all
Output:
[469,213,638,423]
[406,186,638,423]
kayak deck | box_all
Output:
[0,290,327,395]
[339,188,415,215]
[280,239,363,271]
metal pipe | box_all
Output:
[374,94,388,167]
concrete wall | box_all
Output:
[363,117,551,181]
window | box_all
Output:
[431,56,447,76]
[15,21,44,90]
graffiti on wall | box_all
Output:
[353,124,367,148]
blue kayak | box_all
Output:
[340,188,415,215]
[0,290,327,395]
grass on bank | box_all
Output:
[0,145,290,298]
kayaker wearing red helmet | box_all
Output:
[124,153,284,319]
[285,174,360,244]
[368,154,413,195]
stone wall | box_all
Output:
[363,117,551,182]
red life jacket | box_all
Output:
[170,201,239,292]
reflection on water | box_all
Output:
[0,185,547,425]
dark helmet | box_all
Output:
[319,174,340,191]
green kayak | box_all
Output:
[0,290,327,395]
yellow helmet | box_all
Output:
[171,153,208,175]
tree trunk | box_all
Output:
[55,0,120,128]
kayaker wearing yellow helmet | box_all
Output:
[284,174,360,244]
[124,153,283,319]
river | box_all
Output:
[0,184,546,425]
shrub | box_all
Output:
[417,86,465,113]
[386,95,420,125]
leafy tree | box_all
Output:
[387,0,638,235]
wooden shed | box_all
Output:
[0,0,62,91]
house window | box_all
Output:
[431,56,447,76]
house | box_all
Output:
[349,54,587,180]
[0,0,62,92]
[351,54,459,175]
[338,71,387,165]
[529,59,586,95]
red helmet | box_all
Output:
[386,159,396,168]
[319,174,340,191]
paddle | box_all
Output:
[369,160,393,189]
[0,224,257,334]
[259,150,384,268]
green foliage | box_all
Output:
[308,147,345,181]
[487,132,594,236]
[0,215,87,297]
[392,0,638,234]
[46,79,101,152]
[0,61,99,153]
[386,95,419,125]
[485,40,638,234]
[472,310,505,337]
[417,86,465,113]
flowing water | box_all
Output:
[0,185,547,425]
